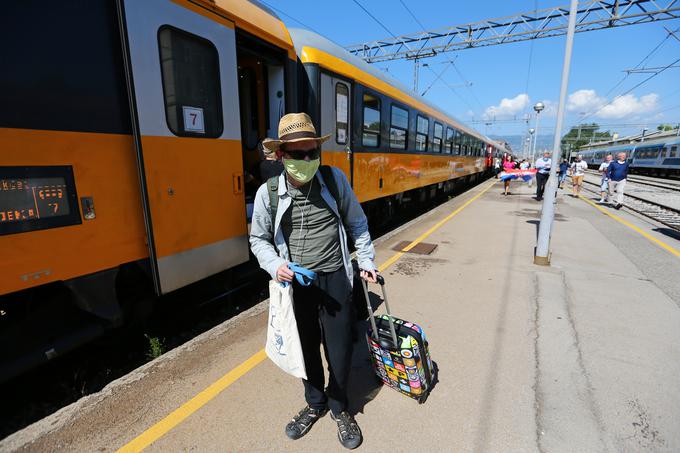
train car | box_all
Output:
[581,136,680,177]
[630,136,680,176]
[0,0,299,382]
[290,28,501,215]
[581,144,633,167]
[0,1,497,382]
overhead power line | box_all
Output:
[579,56,680,122]
[623,64,680,72]
[603,25,679,97]
[346,0,680,63]
[397,0,483,109]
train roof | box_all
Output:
[583,128,680,149]
[199,0,295,58]
[288,28,500,150]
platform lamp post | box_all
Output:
[531,102,545,162]
[534,0,578,266]
[528,128,535,160]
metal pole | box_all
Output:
[413,58,419,92]
[534,0,578,266]
[532,113,542,161]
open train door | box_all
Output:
[320,73,353,185]
[117,0,249,294]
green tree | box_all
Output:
[560,123,613,157]
[657,124,674,131]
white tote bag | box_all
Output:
[265,280,307,380]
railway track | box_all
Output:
[582,179,680,231]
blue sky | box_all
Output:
[263,0,680,145]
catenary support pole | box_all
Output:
[532,113,541,161]
[534,0,578,266]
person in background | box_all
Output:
[257,140,285,182]
[558,159,569,189]
[607,152,630,209]
[502,156,516,196]
[519,159,533,187]
[569,154,588,197]
[534,151,551,201]
[493,157,501,179]
[598,154,613,203]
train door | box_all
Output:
[235,32,288,207]
[320,73,353,184]
[118,0,249,294]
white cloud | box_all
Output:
[566,89,604,113]
[600,93,658,119]
[567,89,659,119]
[484,93,529,119]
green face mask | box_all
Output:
[283,158,320,184]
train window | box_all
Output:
[670,146,678,157]
[362,93,381,147]
[416,115,429,151]
[390,105,408,150]
[158,26,223,138]
[445,127,454,154]
[336,83,349,144]
[433,123,443,153]
[453,130,462,155]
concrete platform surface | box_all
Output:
[2,179,679,453]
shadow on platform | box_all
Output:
[653,227,680,242]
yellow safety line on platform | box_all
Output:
[379,181,496,271]
[117,350,267,453]
[578,195,680,259]
[116,180,495,453]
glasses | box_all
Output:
[282,147,321,160]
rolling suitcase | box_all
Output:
[362,276,434,403]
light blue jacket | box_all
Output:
[249,167,377,285]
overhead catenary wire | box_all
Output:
[398,0,484,110]
[579,56,680,123]
[350,0,477,114]
[258,0,326,37]
[603,26,679,98]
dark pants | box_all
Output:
[293,267,354,415]
[536,172,549,198]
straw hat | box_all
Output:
[261,112,330,153]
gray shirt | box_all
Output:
[281,179,344,272]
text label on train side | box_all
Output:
[0,167,81,236]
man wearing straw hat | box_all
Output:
[250,113,377,449]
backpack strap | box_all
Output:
[319,165,353,238]
[267,174,279,227]
[319,165,341,206]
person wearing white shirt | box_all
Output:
[597,154,613,203]
[569,154,588,197]
[534,152,551,200]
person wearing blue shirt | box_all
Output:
[558,159,569,189]
[606,152,630,209]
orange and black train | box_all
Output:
[0,0,504,381]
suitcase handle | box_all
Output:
[361,273,399,348]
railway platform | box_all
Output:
[3,179,680,453]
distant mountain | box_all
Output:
[490,134,553,157]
